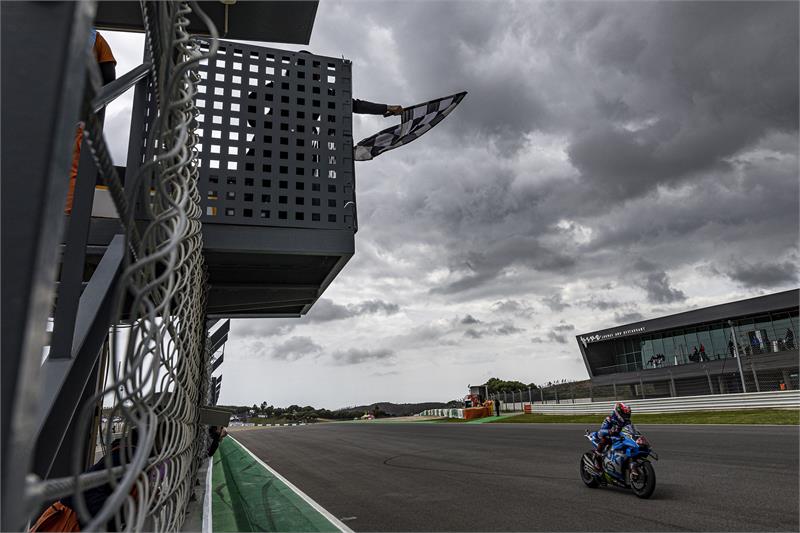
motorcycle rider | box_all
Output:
[593,402,632,470]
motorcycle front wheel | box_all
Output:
[630,461,656,499]
[579,453,599,488]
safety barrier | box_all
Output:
[419,408,464,418]
[521,390,800,414]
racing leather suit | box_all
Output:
[594,412,629,466]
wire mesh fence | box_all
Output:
[488,365,798,412]
[27,3,219,532]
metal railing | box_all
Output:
[485,362,798,413]
[519,390,800,414]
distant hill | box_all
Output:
[337,401,451,417]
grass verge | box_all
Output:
[490,409,799,425]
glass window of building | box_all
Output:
[696,326,713,360]
[641,337,655,367]
[708,323,727,359]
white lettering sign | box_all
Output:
[579,326,646,348]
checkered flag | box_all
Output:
[354,91,467,161]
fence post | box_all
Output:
[705,368,714,394]
[528,387,532,403]
[612,382,617,400]
[639,374,646,399]
[729,321,747,393]
[571,384,575,404]
[589,382,593,402]
[540,388,544,403]
[782,369,793,390]
[750,364,760,392]
[554,386,559,404]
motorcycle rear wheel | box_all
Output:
[630,461,656,499]
[579,453,599,488]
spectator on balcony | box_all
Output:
[65,29,117,214]
[690,346,700,362]
[699,344,707,361]
[728,339,735,357]
[785,328,795,350]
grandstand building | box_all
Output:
[576,289,799,397]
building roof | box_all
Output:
[95,1,318,44]
[577,289,799,343]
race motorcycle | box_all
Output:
[580,425,658,498]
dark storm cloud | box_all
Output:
[354,300,401,315]
[306,298,400,322]
[331,347,395,365]
[491,299,534,317]
[543,292,570,312]
[638,271,686,304]
[230,297,399,340]
[432,237,576,295]
[547,332,568,344]
[461,314,482,325]
[614,311,645,323]
[726,261,799,288]
[269,337,323,361]
[531,337,545,344]
[583,298,623,311]
[463,320,524,339]
[464,328,483,339]
[553,322,575,332]
[566,2,798,204]
[495,323,524,336]
[233,320,296,339]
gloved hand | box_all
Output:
[383,105,403,117]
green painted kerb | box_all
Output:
[211,438,340,532]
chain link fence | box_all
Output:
[26,3,219,531]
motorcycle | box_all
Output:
[580,425,658,498]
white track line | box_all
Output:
[202,456,213,533]
[229,436,353,533]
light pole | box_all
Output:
[729,320,747,393]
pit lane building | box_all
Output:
[576,289,799,397]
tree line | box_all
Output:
[216,402,393,422]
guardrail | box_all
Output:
[419,408,464,418]
[519,390,800,414]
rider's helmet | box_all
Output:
[613,402,631,423]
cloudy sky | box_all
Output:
[102,1,798,409]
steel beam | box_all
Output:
[1,2,96,529]
[50,147,99,358]
[33,235,124,480]
[91,62,150,113]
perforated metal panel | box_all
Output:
[193,39,356,231]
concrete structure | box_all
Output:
[577,289,799,397]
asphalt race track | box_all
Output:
[232,422,799,532]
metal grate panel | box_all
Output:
[193,39,355,230]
